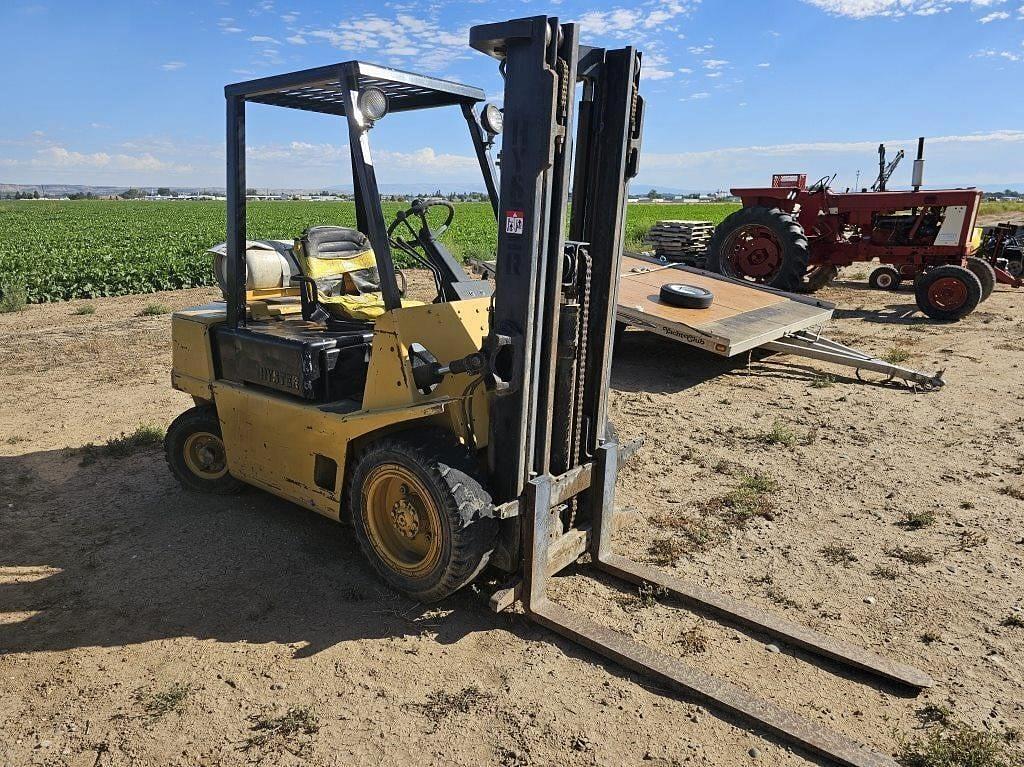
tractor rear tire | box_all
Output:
[348,428,497,603]
[706,207,810,291]
[965,256,996,302]
[868,265,902,291]
[164,406,246,494]
[915,265,983,321]
[796,264,839,294]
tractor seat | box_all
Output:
[295,226,422,321]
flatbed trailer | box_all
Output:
[476,255,944,389]
[617,254,945,389]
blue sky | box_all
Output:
[1,0,1022,191]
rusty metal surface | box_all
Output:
[595,553,933,690]
[529,598,900,767]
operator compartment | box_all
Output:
[206,227,385,403]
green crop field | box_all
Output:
[0,199,739,304]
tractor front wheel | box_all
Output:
[706,207,810,291]
[965,256,996,302]
[914,265,983,321]
[348,429,497,603]
[868,265,901,291]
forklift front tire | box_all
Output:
[348,430,497,603]
[164,406,245,494]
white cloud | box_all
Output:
[22,145,193,175]
[978,9,1010,19]
[703,58,728,69]
[281,11,298,23]
[218,17,243,33]
[974,47,1022,60]
[757,62,771,67]
[686,92,710,100]
[636,129,1024,189]
[249,35,279,44]
[285,34,306,45]
[801,0,1011,18]
[678,67,694,74]
[294,13,475,71]
[642,51,676,80]
[578,1,698,39]
[688,44,713,54]
[160,61,185,71]
[706,71,722,78]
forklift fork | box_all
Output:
[510,443,932,767]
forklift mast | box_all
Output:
[471,19,932,767]
[471,17,643,504]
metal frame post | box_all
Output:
[225,94,247,328]
[339,64,403,311]
[461,103,500,221]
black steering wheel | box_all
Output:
[808,174,835,193]
[387,198,455,243]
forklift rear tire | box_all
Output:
[348,429,497,603]
[868,265,901,291]
[164,406,245,494]
[965,256,996,302]
[914,265,983,321]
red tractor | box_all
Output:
[707,140,993,320]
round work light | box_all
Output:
[357,87,389,123]
[481,103,503,136]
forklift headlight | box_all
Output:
[481,103,503,136]
[357,87,389,123]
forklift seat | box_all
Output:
[295,226,423,321]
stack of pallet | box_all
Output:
[644,220,715,264]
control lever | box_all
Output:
[411,349,487,392]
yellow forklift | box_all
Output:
[167,15,930,766]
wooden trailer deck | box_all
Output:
[473,256,944,388]
[616,255,835,356]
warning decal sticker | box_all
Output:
[505,210,525,235]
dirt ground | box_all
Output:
[2,269,1023,767]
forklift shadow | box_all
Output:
[0,446,505,659]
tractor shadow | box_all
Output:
[0,446,508,659]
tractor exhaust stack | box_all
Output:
[912,136,925,191]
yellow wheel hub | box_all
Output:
[363,464,442,578]
[183,431,228,480]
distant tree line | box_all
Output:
[2,190,41,199]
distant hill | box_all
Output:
[3,181,1022,198]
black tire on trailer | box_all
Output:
[914,265,983,321]
[706,206,810,291]
[868,265,902,291]
[965,256,996,302]
[348,428,497,603]
[659,283,714,309]
[796,264,839,294]
[164,405,246,494]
